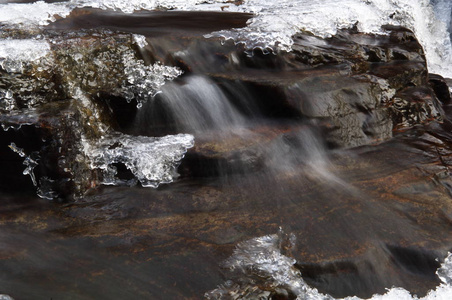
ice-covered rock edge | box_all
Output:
[0,30,190,198]
[206,232,452,300]
[81,132,194,189]
[1,1,451,78]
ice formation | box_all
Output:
[1,1,451,77]
[205,230,307,299]
[82,133,194,188]
[0,39,58,110]
[206,232,452,300]
[0,1,72,26]
[0,90,17,112]
[0,39,51,73]
[66,0,451,77]
[0,18,186,196]
[437,252,452,286]
[8,143,39,187]
[206,0,452,77]
[132,34,148,48]
[121,50,183,108]
[48,37,183,109]
[0,0,233,26]
[0,295,14,300]
[72,0,236,13]
[0,108,40,131]
[72,82,193,190]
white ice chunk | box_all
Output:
[0,89,17,111]
[0,1,72,26]
[0,40,50,61]
[1,0,451,78]
[0,39,51,73]
[207,232,452,300]
[206,0,452,78]
[82,132,194,188]
[206,231,332,299]
[121,50,183,108]
[132,34,148,48]
[72,0,234,13]
[437,252,452,286]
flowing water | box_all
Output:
[1,0,452,299]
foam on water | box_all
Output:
[207,232,452,300]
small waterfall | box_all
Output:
[134,74,247,135]
[265,126,329,175]
[133,73,337,178]
[431,0,452,37]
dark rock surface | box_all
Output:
[2,118,452,299]
[47,8,253,37]
[2,10,446,193]
[1,9,452,300]
[131,24,443,149]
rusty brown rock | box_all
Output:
[2,118,452,298]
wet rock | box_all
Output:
[276,27,440,146]
[0,101,99,200]
[2,119,452,298]
[47,8,253,38]
[1,27,191,198]
[390,86,443,130]
[133,25,441,150]
[2,11,452,299]
[179,125,298,177]
[429,73,451,104]
[2,12,445,193]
